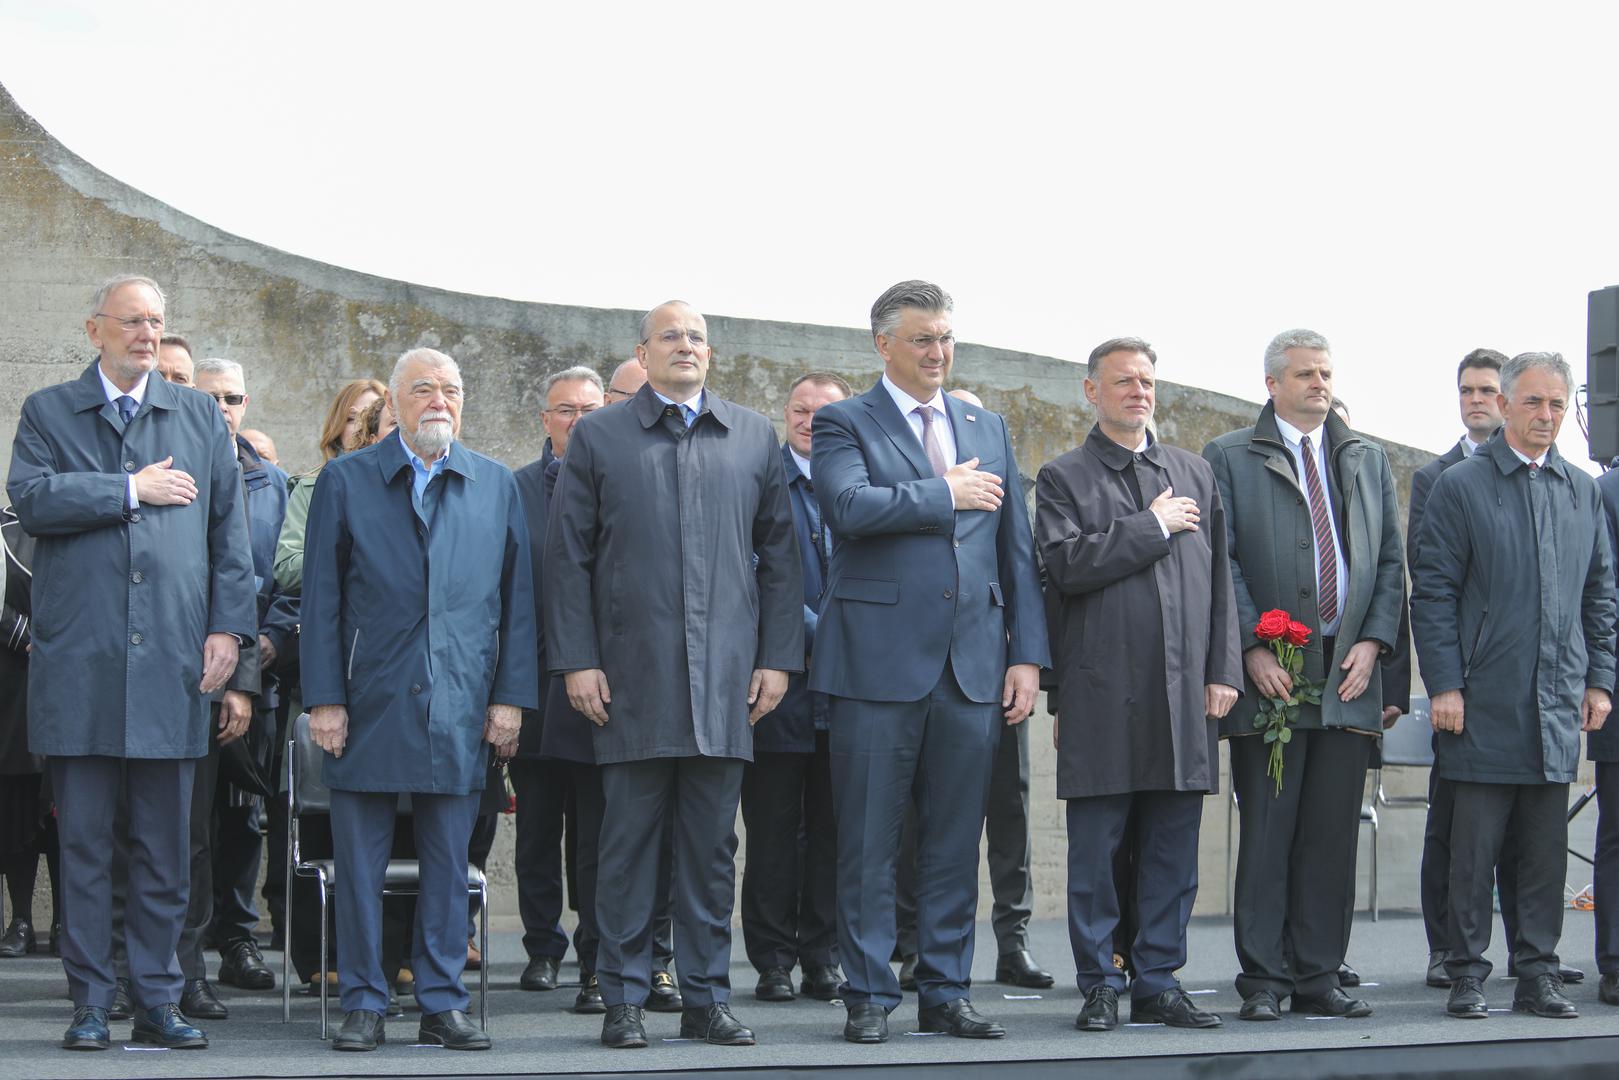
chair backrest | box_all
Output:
[288,712,412,816]
[1381,698,1435,768]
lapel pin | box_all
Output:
[965,414,976,422]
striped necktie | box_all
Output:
[1299,435,1338,627]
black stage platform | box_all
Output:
[2,913,1615,1080]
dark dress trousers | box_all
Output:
[1202,403,1404,1001]
[1037,427,1242,996]
[1411,435,1616,981]
[302,432,539,1016]
[740,442,839,975]
[7,362,256,1011]
[809,383,1049,1011]
[1595,468,1619,976]
[545,386,803,1009]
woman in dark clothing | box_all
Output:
[0,504,61,957]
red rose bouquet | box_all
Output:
[1252,609,1323,795]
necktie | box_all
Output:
[915,405,949,477]
[1299,435,1339,627]
[681,404,696,428]
[115,395,137,425]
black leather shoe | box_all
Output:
[648,969,684,1012]
[1601,973,1619,1006]
[802,964,843,1001]
[62,1006,110,1050]
[575,973,606,1014]
[1337,961,1361,987]
[108,978,134,1021]
[1237,990,1280,1021]
[680,1002,755,1045]
[1513,973,1578,1018]
[1446,976,1487,1019]
[218,938,275,990]
[386,988,402,1018]
[602,1003,648,1048]
[521,955,560,991]
[419,1008,491,1050]
[918,997,1005,1038]
[897,954,918,991]
[0,918,36,957]
[996,949,1055,989]
[1075,985,1119,1031]
[755,966,795,1002]
[1132,986,1222,1028]
[1426,951,1452,988]
[1506,958,1586,984]
[1291,987,1372,1018]
[843,1002,889,1043]
[180,978,229,1020]
[333,1009,385,1051]
[132,1003,208,1048]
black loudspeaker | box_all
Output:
[1589,286,1619,464]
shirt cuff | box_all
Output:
[1153,511,1169,539]
[126,476,139,510]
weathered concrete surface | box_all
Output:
[1,79,1491,941]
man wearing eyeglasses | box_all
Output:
[604,358,649,404]
[809,280,1049,1044]
[8,274,257,1051]
[546,301,803,1049]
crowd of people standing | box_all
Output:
[2,273,1617,1056]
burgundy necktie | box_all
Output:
[915,405,949,478]
[1299,435,1339,627]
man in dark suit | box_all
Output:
[1202,329,1404,1022]
[741,371,850,1004]
[810,280,1049,1044]
[546,301,803,1050]
[7,274,257,1051]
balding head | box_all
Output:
[606,357,649,405]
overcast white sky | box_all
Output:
[3,1,1617,463]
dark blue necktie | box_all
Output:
[115,395,137,425]
[681,404,696,429]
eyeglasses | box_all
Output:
[605,386,637,400]
[892,333,955,350]
[641,329,708,348]
[96,313,165,332]
[545,405,601,420]
[206,392,246,406]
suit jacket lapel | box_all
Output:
[863,384,934,480]
[939,392,975,465]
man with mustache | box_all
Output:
[1203,329,1404,1022]
[301,348,539,1052]
[8,274,256,1051]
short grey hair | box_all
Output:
[1501,351,1573,399]
[1087,336,1157,379]
[193,357,245,387]
[89,274,166,319]
[870,280,953,344]
[542,365,604,399]
[1264,328,1332,380]
[389,347,462,399]
[639,300,697,344]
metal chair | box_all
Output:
[280,712,489,1038]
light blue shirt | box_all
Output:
[99,364,150,509]
[399,430,449,512]
[1274,414,1348,638]
[652,387,704,427]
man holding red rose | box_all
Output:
[1036,338,1242,1032]
[1202,330,1405,1022]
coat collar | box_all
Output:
[69,359,181,417]
[1083,423,1161,472]
[374,429,479,485]
[1247,400,1364,493]
[1482,429,1572,481]
[630,383,735,430]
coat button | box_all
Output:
[131,570,143,583]
[123,460,136,472]
[1299,539,1309,549]
[1296,496,1304,505]
[953,539,960,548]
[1299,586,1310,598]
[943,589,954,599]
[129,511,141,523]
[410,684,422,695]
[130,632,143,645]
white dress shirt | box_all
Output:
[1274,414,1349,638]
[99,365,150,510]
[789,447,813,480]
[881,375,958,493]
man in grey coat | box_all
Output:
[1203,329,1404,1022]
[1038,338,1242,1032]
[7,274,256,1051]
[1411,351,1615,1020]
[545,300,803,1050]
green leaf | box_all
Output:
[1278,727,1293,743]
